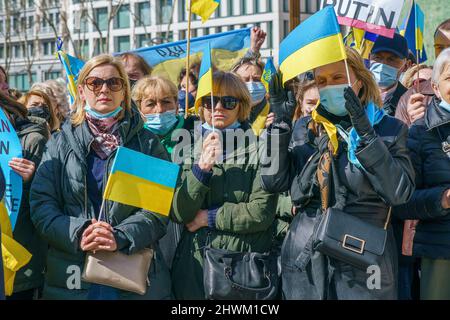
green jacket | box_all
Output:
[12,115,49,293]
[170,122,278,299]
[30,108,172,300]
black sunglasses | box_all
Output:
[202,96,240,110]
[85,77,125,93]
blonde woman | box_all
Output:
[261,47,415,300]
[170,71,278,299]
[19,89,61,133]
[30,54,171,300]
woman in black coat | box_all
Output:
[394,48,450,300]
[261,48,415,300]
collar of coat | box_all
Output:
[61,105,144,162]
[382,81,408,116]
[425,96,450,131]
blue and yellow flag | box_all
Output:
[261,57,277,93]
[194,43,213,112]
[125,28,250,85]
[57,46,85,105]
[1,201,32,296]
[103,147,180,216]
[400,1,427,62]
[279,6,347,84]
[191,0,220,23]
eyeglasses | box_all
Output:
[85,77,125,93]
[202,96,240,110]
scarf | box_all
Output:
[85,113,121,159]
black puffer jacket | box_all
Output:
[394,97,450,259]
[260,105,415,299]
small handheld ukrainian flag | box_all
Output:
[400,1,426,62]
[194,43,213,112]
[56,40,85,105]
[103,147,180,216]
[191,0,220,23]
[261,57,277,93]
[279,6,347,84]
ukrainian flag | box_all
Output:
[279,6,347,84]
[400,1,427,62]
[103,147,180,216]
[57,50,86,105]
[124,28,250,85]
[1,201,32,296]
[194,43,213,112]
[360,31,378,60]
[261,57,277,93]
[191,0,220,23]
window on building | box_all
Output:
[267,21,273,49]
[0,45,4,60]
[114,4,130,29]
[227,0,233,16]
[283,0,289,12]
[13,44,21,58]
[137,2,151,26]
[254,0,260,13]
[115,36,130,52]
[74,40,89,60]
[74,10,89,33]
[283,20,289,39]
[93,38,107,56]
[42,41,56,56]
[95,7,108,32]
[158,0,173,24]
[10,73,36,92]
[137,34,152,48]
[44,71,61,80]
[240,0,247,15]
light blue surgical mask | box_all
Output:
[85,103,123,119]
[144,110,178,136]
[319,84,349,117]
[438,92,450,113]
[370,62,399,88]
[246,81,266,106]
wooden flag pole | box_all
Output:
[185,0,193,119]
[344,58,352,87]
[416,49,420,92]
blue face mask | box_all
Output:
[439,96,450,113]
[178,90,195,110]
[144,110,178,136]
[370,62,399,88]
[245,81,266,106]
[85,103,123,119]
[319,84,349,117]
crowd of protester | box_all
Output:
[1,19,450,300]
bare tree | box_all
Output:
[1,1,14,73]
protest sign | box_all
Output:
[0,108,23,231]
[321,0,405,38]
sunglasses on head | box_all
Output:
[85,77,125,93]
[202,96,240,110]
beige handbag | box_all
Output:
[82,248,154,295]
[81,200,154,296]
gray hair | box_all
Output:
[432,47,450,85]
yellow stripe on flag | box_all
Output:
[195,68,213,111]
[251,102,270,136]
[280,33,346,84]
[104,171,174,216]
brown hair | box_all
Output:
[118,52,153,76]
[19,89,61,132]
[294,79,317,121]
[132,75,178,107]
[345,47,383,107]
[198,71,252,123]
[0,65,7,83]
[434,18,450,38]
[231,57,265,75]
[72,54,132,126]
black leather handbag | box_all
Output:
[203,245,279,300]
[313,207,391,271]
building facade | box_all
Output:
[0,0,321,91]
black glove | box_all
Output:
[344,87,376,142]
[269,72,297,125]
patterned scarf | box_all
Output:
[85,113,121,159]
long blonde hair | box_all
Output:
[345,47,383,108]
[71,54,131,126]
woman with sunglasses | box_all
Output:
[260,47,415,300]
[170,71,278,299]
[29,54,172,300]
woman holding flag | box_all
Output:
[30,54,172,300]
[170,71,279,299]
[261,46,415,300]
